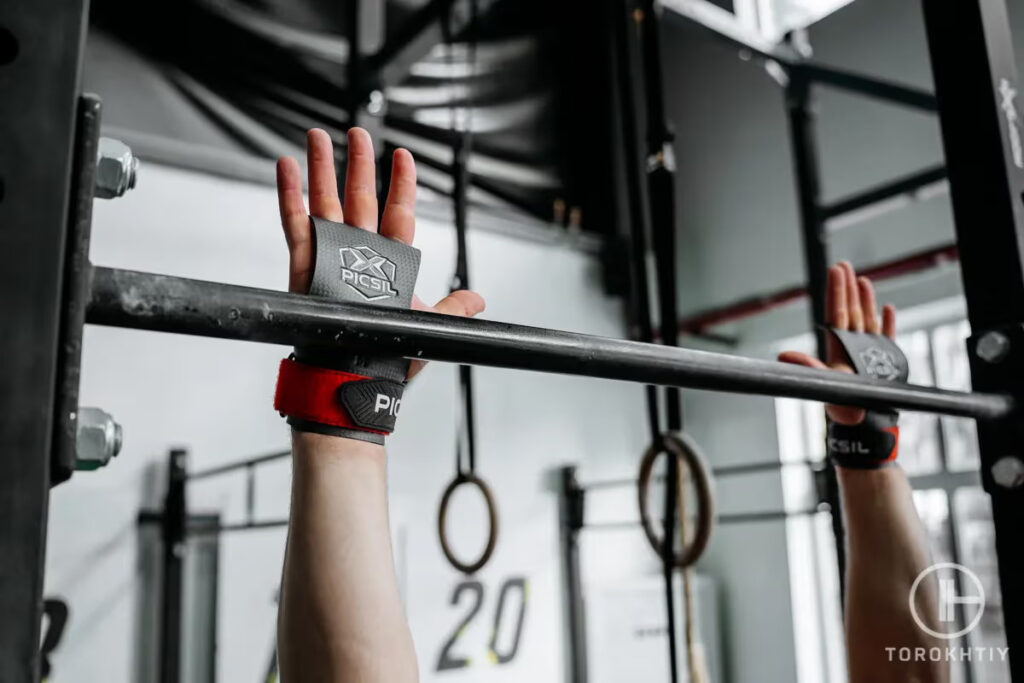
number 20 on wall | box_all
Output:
[435,577,528,672]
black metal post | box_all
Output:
[921,0,1024,677]
[784,61,848,608]
[0,0,90,678]
[160,449,188,683]
[52,94,102,486]
[558,467,588,683]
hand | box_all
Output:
[778,262,896,425]
[276,128,486,378]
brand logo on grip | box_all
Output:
[339,246,399,301]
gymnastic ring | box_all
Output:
[637,432,716,568]
[437,472,500,574]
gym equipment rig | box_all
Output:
[2,1,1024,681]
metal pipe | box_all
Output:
[821,164,948,221]
[677,243,959,334]
[793,62,938,112]
[86,266,1014,419]
[187,449,290,481]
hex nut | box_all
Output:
[75,407,123,471]
[991,456,1024,489]
[95,138,138,199]
[975,331,1011,364]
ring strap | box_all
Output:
[437,472,499,575]
[637,432,716,568]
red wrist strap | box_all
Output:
[274,358,387,435]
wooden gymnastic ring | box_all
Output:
[637,432,716,568]
[437,472,499,574]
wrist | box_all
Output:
[292,429,387,463]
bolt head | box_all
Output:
[95,138,138,199]
[991,456,1024,489]
[75,407,123,471]
[976,331,1011,364]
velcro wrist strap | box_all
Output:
[274,358,405,437]
[827,414,900,469]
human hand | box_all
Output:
[778,262,896,425]
[276,128,486,378]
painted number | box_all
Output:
[435,577,528,673]
[436,580,485,671]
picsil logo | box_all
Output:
[859,346,900,380]
[339,246,399,301]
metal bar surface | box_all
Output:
[86,266,1014,420]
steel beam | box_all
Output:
[922,0,1024,677]
[0,0,90,679]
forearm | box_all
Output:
[277,432,417,683]
[839,465,946,683]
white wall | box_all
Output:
[43,160,676,682]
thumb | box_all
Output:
[777,350,829,370]
[777,351,866,425]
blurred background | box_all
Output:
[39,0,1019,681]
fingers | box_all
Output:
[826,264,848,329]
[380,148,417,244]
[882,304,897,339]
[858,276,880,334]
[306,129,344,222]
[432,290,487,318]
[778,350,830,370]
[277,157,314,293]
[407,291,486,381]
[841,262,864,331]
[343,127,379,231]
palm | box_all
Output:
[276,128,485,379]
[778,262,896,426]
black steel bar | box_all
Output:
[187,519,289,536]
[784,57,848,609]
[792,62,938,113]
[52,95,102,486]
[572,459,818,493]
[160,449,188,683]
[364,0,458,94]
[0,0,90,677]
[922,0,1024,677]
[821,164,948,221]
[187,449,290,481]
[582,507,820,529]
[558,467,588,683]
[86,266,1014,419]
[245,465,256,524]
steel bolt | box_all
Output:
[95,137,138,199]
[75,407,123,471]
[976,331,1011,364]
[991,456,1024,489]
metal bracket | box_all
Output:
[968,323,1024,495]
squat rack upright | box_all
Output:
[1,2,1024,683]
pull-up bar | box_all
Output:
[87,266,1013,421]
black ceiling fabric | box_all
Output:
[90,0,622,237]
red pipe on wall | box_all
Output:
[678,243,960,334]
